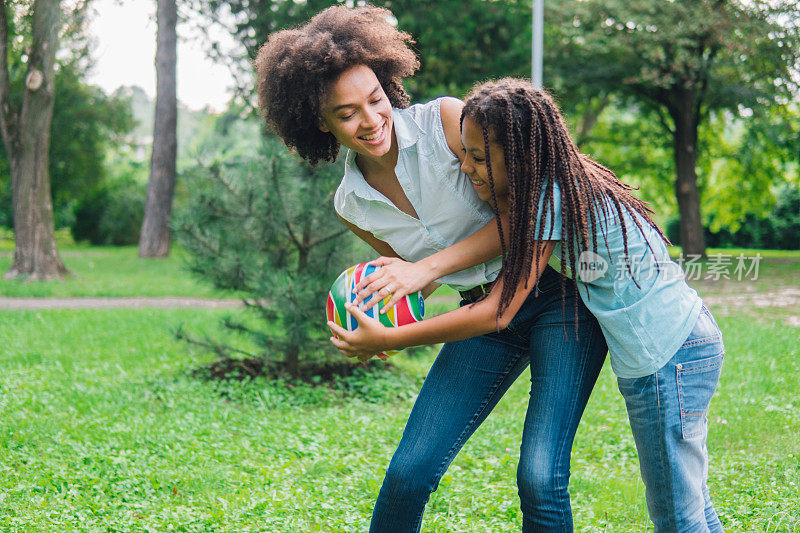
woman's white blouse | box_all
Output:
[334,98,502,291]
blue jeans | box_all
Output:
[617,306,724,532]
[370,268,608,532]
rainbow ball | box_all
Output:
[326,262,425,358]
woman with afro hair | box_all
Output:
[257,6,608,532]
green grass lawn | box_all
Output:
[1,246,798,531]
[0,245,237,298]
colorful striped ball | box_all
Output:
[327,262,425,358]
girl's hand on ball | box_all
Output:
[328,303,391,359]
[355,257,434,313]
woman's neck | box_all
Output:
[354,128,399,178]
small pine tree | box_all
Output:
[174,135,351,377]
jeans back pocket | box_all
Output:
[681,306,723,350]
[676,352,724,439]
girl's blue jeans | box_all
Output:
[369,267,608,532]
[617,305,724,532]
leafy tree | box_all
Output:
[174,135,351,377]
[0,0,134,277]
[0,65,134,229]
[201,0,337,58]
[699,104,799,234]
[573,101,676,217]
[195,0,532,102]
[577,101,800,237]
[191,0,338,111]
[48,64,134,224]
[0,9,134,236]
[382,0,531,99]
[548,0,800,256]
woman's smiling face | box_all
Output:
[318,65,395,159]
[460,116,509,213]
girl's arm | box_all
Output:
[330,242,556,359]
[355,216,506,310]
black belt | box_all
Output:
[459,282,494,302]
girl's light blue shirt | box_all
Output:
[334,98,502,291]
[542,181,703,378]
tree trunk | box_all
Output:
[670,91,706,258]
[3,0,68,280]
[575,94,610,148]
[139,0,177,258]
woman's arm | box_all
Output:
[338,213,441,303]
[355,214,507,311]
[337,215,398,258]
[331,242,556,359]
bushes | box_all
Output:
[667,184,800,250]
[770,184,800,249]
[70,178,146,245]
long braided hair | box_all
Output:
[462,78,669,323]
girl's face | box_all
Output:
[318,65,394,159]
[460,116,509,213]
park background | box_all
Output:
[1,0,798,530]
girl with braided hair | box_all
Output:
[257,6,608,532]
[335,78,725,532]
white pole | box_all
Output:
[532,0,544,88]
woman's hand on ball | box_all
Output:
[328,303,391,359]
[355,257,434,313]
